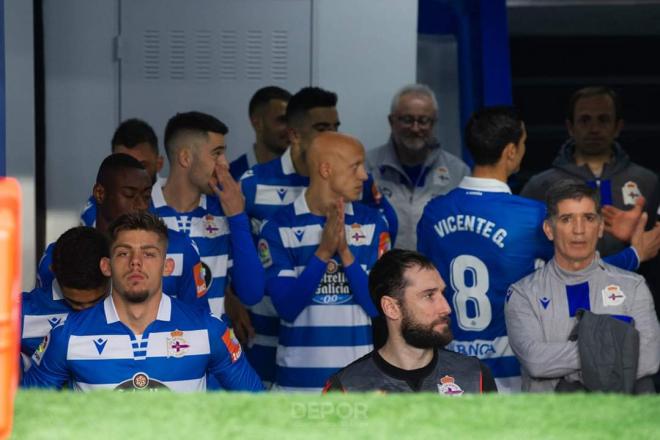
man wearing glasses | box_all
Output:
[367,84,470,251]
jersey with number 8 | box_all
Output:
[417,178,553,392]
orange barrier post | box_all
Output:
[0,178,21,440]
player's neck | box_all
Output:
[472,164,508,183]
[162,172,202,212]
[254,142,280,165]
[553,253,596,273]
[305,185,336,216]
[112,291,162,335]
[290,143,309,176]
[574,148,612,178]
[379,334,435,371]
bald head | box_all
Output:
[307,132,368,201]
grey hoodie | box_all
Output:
[521,140,659,256]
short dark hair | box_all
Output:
[248,86,291,118]
[107,211,169,249]
[285,87,337,126]
[96,153,146,187]
[567,86,622,122]
[368,249,437,315]
[52,226,109,290]
[111,118,159,155]
[163,111,228,160]
[465,106,524,166]
[545,180,601,220]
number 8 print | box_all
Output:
[450,255,492,331]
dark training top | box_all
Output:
[323,348,497,394]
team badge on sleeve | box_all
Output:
[222,328,242,363]
[437,375,464,396]
[258,239,273,268]
[602,284,626,306]
[622,181,642,206]
[193,262,208,298]
[32,334,50,366]
[377,232,391,258]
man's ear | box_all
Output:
[598,218,605,239]
[178,147,192,169]
[250,114,262,131]
[565,119,574,138]
[100,257,112,277]
[381,296,401,321]
[163,257,175,277]
[543,220,554,241]
[93,183,105,205]
[387,114,395,129]
[319,161,332,179]
[614,119,624,138]
[287,127,300,145]
[156,156,165,173]
[503,142,517,162]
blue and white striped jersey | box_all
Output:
[36,229,207,308]
[21,294,264,392]
[259,190,389,391]
[150,183,263,319]
[417,177,553,393]
[240,149,396,386]
[21,281,75,358]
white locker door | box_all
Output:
[119,0,312,164]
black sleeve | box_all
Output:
[479,362,498,393]
[322,375,345,393]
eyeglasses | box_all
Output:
[395,115,435,128]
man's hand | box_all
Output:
[603,196,645,242]
[209,163,245,216]
[630,212,660,262]
[335,198,355,266]
[224,287,255,347]
[315,200,341,262]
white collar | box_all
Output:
[103,292,172,324]
[281,148,296,175]
[458,176,511,194]
[151,181,207,210]
[52,279,64,301]
[293,188,354,216]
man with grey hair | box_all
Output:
[367,84,470,250]
[506,181,660,393]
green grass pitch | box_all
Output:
[9,391,660,439]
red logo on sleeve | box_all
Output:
[221,328,242,363]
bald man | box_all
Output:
[257,132,391,391]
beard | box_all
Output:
[400,306,453,349]
[121,289,150,304]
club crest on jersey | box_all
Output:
[437,375,464,396]
[203,214,222,238]
[349,223,367,245]
[221,328,242,363]
[602,284,626,306]
[257,238,272,268]
[167,330,190,358]
[622,181,642,206]
[314,259,352,305]
[436,166,450,183]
